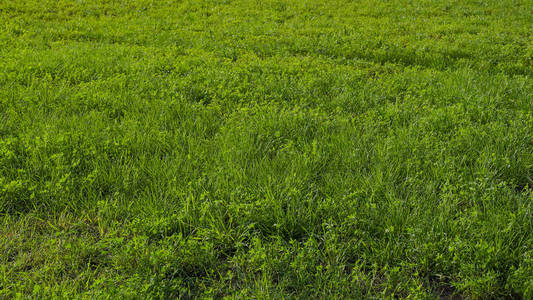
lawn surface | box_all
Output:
[1,0,533,298]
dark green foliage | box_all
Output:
[1,0,533,298]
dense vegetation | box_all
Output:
[1,0,533,298]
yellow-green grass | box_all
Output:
[1,0,533,298]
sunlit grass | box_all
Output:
[1,0,533,298]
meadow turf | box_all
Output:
[1,0,533,298]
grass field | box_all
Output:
[1,0,533,298]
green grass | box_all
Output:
[1,0,533,298]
